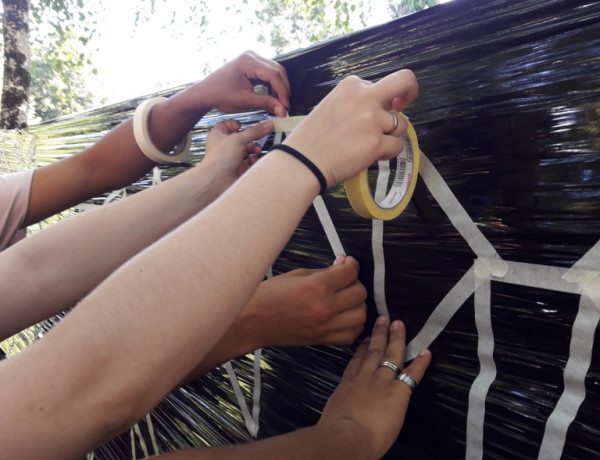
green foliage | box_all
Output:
[388,0,440,18]
[27,0,100,120]
[29,28,95,121]
[254,0,369,54]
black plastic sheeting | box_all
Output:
[23,0,600,458]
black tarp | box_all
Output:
[18,0,600,458]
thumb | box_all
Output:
[235,120,274,144]
[245,92,288,117]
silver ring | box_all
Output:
[397,372,417,393]
[384,111,399,135]
[379,360,401,374]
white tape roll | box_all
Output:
[133,97,192,164]
[345,114,420,220]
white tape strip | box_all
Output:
[405,265,478,361]
[418,153,508,278]
[145,412,160,456]
[538,274,600,459]
[313,195,346,257]
[563,239,600,283]
[372,161,392,316]
[223,360,259,437]
[466,259,496,460]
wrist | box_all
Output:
[312,420,374,460]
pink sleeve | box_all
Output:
[0,169,34,251]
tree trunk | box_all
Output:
[1,0,31,130]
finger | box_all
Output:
[327,323,365,345]
[213,119,241,135]
[373,69,419,110]
[321,255,361,292]
[378,135,406,162]
[332,281,368,314]
[235,120,274,145]
[325,301,366,332]
[250,51,291,96]
[376,320,406,377]
[396,349,432,395]
[342,337,370,379]
[333,254,346,266]
[246,53,291,113]
[381,110,408,137]
[363,316,390,373]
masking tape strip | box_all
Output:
[466,259,496,460]
[419,153,508,278]
[133,422,150,458]
[251,348,263,429]
[372,160,393,316]
[223,269,272,438]
[563,239,600,283]
[345,116,420,221]
[313,195,346,257]
[538,275,600,460]
[271,116,306,133]
[405,265,478,360]
[492,260,580,294]
[145,412,160,456]
[406,260,581,361]
[223,360,259,437]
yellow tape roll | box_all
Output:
[345,114,420,221]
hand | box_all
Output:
[318,316,431,460]
[236,255,367,348]
[283,69,419,188]
[199,51,290,116]
[202,119,273,189]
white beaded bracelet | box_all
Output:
[132,96,192,163]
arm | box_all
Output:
[0,121,273,341]
[23,51,289,226]
[0,69,419,460]
[158,319,432,460]
[182,254,367,383]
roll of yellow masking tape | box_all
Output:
[344,113,420,220]
[270,113,419,221]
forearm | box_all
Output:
[24,84,213,226]
[0,152,319,459]
[155,423,372,460]
[0,161,227,340]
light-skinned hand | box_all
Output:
[202,119,273,189]
[283,69,419,189]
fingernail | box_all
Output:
[262,120,273,130]
[333,254,345,265]
[390,320,403,331]
[376,316,388,326]
[418,348,429,357]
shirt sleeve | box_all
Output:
[0,169,34,251]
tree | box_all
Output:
[388,0,440,18]
[254,0,370,55]
[1,0,30,129]
[1,0,98,127]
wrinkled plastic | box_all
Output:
[9,0,600,458]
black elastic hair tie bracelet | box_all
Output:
[269,143,328,195]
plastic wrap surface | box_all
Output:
[6,0,599,458]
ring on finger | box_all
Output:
[384,111,399,135]
[379,360,401,374]
[397,371,418,393]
